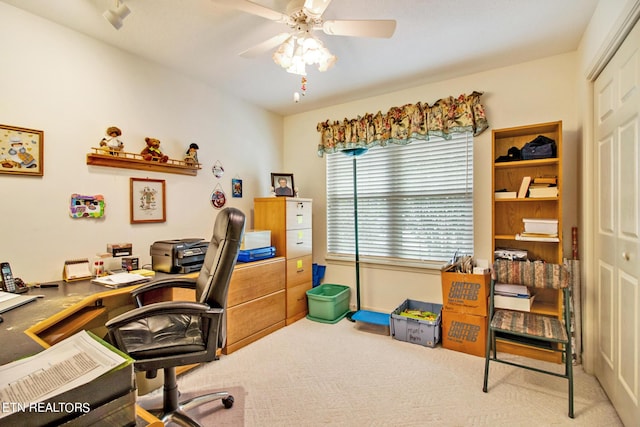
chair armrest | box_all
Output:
[106,300,222,331]
[130,277,197,303]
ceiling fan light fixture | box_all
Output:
[317,47,336,71]
[103,1,130,30]
[287,55,307,75]
[272,35,296,69]
[272,33,336,76]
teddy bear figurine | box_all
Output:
[141,137,169,162]
[100,126,124,156]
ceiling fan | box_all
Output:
[214,0,396,74]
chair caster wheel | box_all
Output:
[222,395,234,409]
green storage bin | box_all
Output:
[306,284,350,324]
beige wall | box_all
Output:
[284,52,580,313]
[0,3,283,282]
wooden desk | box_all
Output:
[1,259,286,425]
[0,278,165,426]
[0,279,140,365]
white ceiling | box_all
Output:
[2,0,599,116]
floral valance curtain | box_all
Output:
[316,91,488,157]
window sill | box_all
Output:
[325,253,444,273]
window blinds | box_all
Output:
[326,133,473,263]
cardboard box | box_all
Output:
[441,310,487,357]
[441,270,490,316]
[390,299,442,348]
[240,230,271,250]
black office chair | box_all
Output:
[483,259,574,418]
[106,207,245,427]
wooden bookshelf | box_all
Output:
[491,121,563,363]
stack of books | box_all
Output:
[494,190,517,199]
[494,283,535,312]
[528,176,558,198]
[516,218,559,242]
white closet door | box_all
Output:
[594,18,640,427]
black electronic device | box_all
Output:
[1,262,28,294]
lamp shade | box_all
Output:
[272,32,336,75]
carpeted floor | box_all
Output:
[167,317,622,426]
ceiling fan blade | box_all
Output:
[322,19,397,38]
[303,0,333,17]
[213,0,287,22]
[239,32,291,58]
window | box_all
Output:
[326,133,473,264]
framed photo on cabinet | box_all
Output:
[271,173,294,197]
[130,178,166,223]
[0,124,44,176]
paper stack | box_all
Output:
[91,272,151,288]
[516,218,559,242]
[528,176,558,198]
[494,283,535,311]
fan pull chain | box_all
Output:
[294,76,307,103]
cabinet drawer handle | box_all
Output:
[297,268,305,273]
[622,252,630,261]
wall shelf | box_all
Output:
[86,148,201,176]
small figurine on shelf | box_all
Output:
[184,143,199,166]
[100,126,124,156]
[141,137,169,162]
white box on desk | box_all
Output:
[241,230,271,250]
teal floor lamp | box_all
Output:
[342,147,390,326]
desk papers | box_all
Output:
[0,291,37,314]
[0,330,130,419]
[91,272,151,288]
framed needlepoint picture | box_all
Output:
[0,124,44,176]
[130,178,166,223]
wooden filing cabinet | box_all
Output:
[224,256,286,354]
[153,257,286,355]
[254,197,313,325]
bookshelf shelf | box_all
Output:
[494,158,559,169]
[494,197,558,202]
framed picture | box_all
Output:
[0,124,44,176]
[69,194,105,219]
[130,178,166,223]
[271,173,294,197]
[232,178,243,198]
